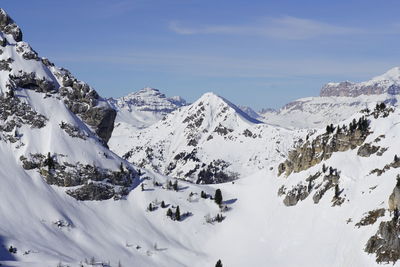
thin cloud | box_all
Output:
[52,51,397,79]
[169,16,363,40]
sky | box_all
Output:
[2,0,400,110]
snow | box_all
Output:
[4,108,400,266]
[2,8,400,266]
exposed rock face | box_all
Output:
[356,209,385,228]
[357,143,380,157]
[0,95,47,131]
[20,153,134,201]
[278,124,369,176]
[320,67,400,97]
[282,184,309,206]
[9,72,55,92]
[0,9,22,42]
[388,179,400,212]
[0,9,116,144]
[365,220,400,264]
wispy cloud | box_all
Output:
[169,16,363,40]
[52,50,397,80]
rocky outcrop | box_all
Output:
[370,158,400,177]
[388,177,400,212]
[282,183,309,206]
[56,71,116,144]
[196,159,238,184]
[365,220,400,264]
[357,143,380,157]
[0,9,116,144]
[320,67,400,97]
[0,9,22,42]
[355,209,385,228]
[278,118,369,176]
[8,72,56,92]
[320,82,398,97]
[20,153,135,201]
[0,95,47,131]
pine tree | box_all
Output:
[215,259,223,267]
[148,203,153,212]
[119,162,124,173]
[46,152,54,171]
[334,184,340,198]
[394,208,399,223]
[173,180,178,191]
[395,155,399,163]
[166,208,173,218]
[175,206,181,221]
[141,183,145,191]
[214,189,223,205]
[161,200,166,208]
[201,191,207,199]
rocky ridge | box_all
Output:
[0,8,115,143]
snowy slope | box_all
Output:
[261,67,400,129]
[5,106,400,267]
[2,7,400,267]
[109,92,302,184]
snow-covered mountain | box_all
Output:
[108,87,186,129]
[3,7,400,267]
[109,92,302,184]
[261,67,400,129]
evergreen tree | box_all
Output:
[307,179,312,193]
[215,259,223,267]
[148,203,153,212]
[46,152,54,171]
[394,208,399,223]
[175,206,181,221]
[119,162,124,173]
[173,180,178,191]
[214,189,223,206]
[161,200,166,208]
[334,184,340,198]
[201,190,207,199]
[166,208,173,218]
[168,180,173,190]
[395,155,399,163]
[141,183,145,191]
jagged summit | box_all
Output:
[0,8,116,143]
[0,8,22,42]
[320,67,400,97]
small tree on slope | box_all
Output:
[214,189,223,206]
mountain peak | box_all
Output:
[110,87,186,115]
[320,67,400,97]
[193,92,262,124]
[369,66,400,84]
[0,8,22,42]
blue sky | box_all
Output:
[3,0,400,110]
